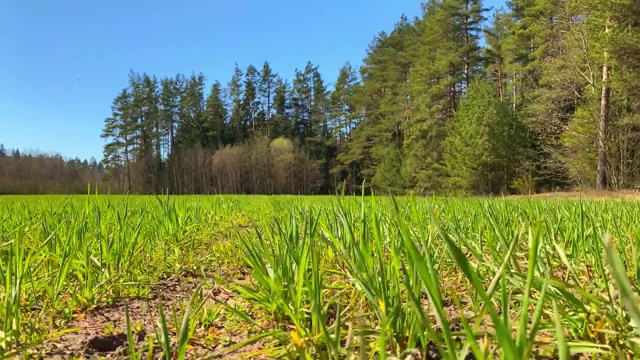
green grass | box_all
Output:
[1,193,640,358]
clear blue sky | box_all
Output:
[0,0,504,161]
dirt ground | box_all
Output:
[34,276,268,360]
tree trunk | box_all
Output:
[497,65,505,103]
[267,84,272,139]
[597,19,612,190]
[512,71,518,113]
[462,0,471,91]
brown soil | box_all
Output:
[32,276,268,359]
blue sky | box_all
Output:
[0,0,504,161]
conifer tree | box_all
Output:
[177,73,206,149]
[351,18,416,193]
[228,65,245,143]
[271,78,292,139]
[484,9,511,102]
[443,79,527,194]
[330,62,362,191]
[404,0,485,192]
[243,65,261,135]
[291,64,313,142]
[204,81,228,149]
[102,89,134,192]
[259,61,277,137]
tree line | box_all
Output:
[7,0,640,195]
[99,62,335,194]
[0,145,106,194]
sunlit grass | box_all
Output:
[1,194,640,358]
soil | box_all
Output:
[24,277,582,360]
[32,276,267,359]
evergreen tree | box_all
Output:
[559,0,640,189]
[259,61,277,137]
[243,65,261,135]
[126,71,157,192]
[160,75,183,153]
[443,79,527,194]
[405,1,457,192]
[350,19,416,193]
[291,64,313,143]
[330,62,362,192]
[177,73,206,149]
[271,78,292,139]
[228,64,245,143]
[504,0,573,190]
[309,65,332,192]
[455,0,488,90]
[204,81,228,149]
[101,88,134,192]
[159,75,183,190]
[142,74,163,192]
[484,9,511,102]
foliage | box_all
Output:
[443,79,529,194]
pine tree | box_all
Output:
[309,65,332,192]
[177,73,206,149]
[290,62,332,191]
[160,75,183,190]
[271,77,292,139]
[159,75,182,159]
[204,81,228,149]
[243,65,261,135]
[404,0,487,192]
[455,0,488,91]
[228,65,245,143]
[142,74,162,192]
[349,17,417,193]
[505,0,577,189]
[559,0,640,189]
[330,62,362,192]
[484,9,511,102]
[291,65,313,143]
[101,88,134,192]
[126,72,153,192]
[259,61,277,137]
[443,79,527,194]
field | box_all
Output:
[2,194,640,359]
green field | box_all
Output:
[2,194,640,359]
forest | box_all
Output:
[0,145,104,194]
[3,0,640,195]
